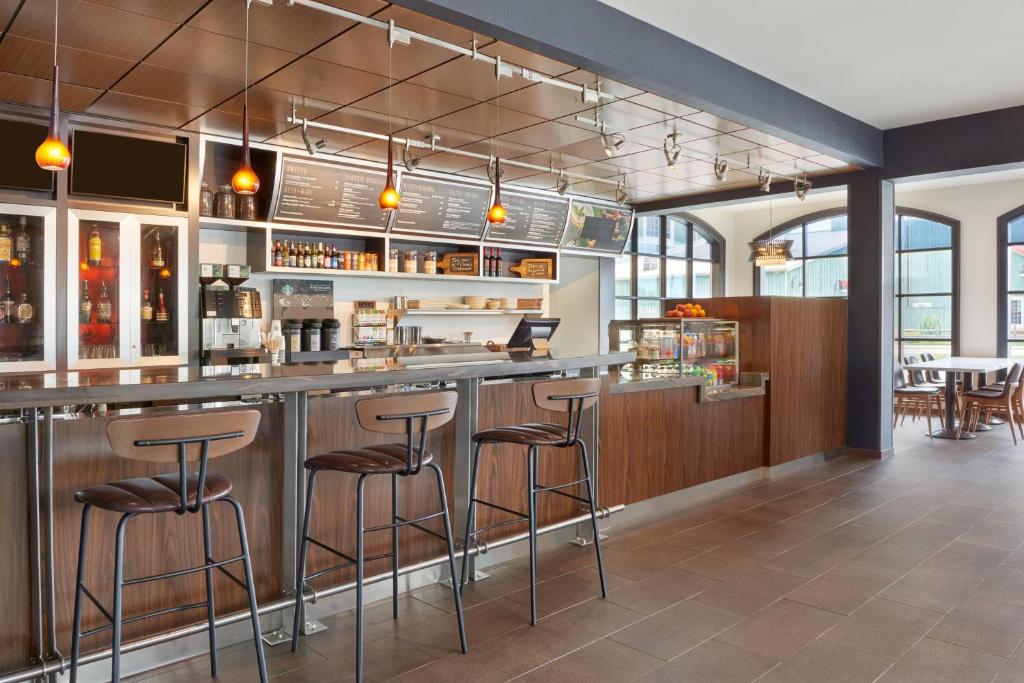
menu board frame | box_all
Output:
[560,198,636,256]
[482,187,570,248]
[272,155,397,233]
[388,170,492,241]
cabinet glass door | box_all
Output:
[134,217,187,365]
[0,205,56,371]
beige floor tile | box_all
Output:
[787,501,865,531]
[638,639,779,683]
[885,521,965,552]
[973,565,1024,607]
[661,519,757,551]
[921,541,1011,580]
[920,504,993,530]
[856,499,931,529]
[957,521,1024,551]
[878,637,1006,683]
[609,597,744,660]
[516,638,664,682]
[395,632,549,682]
[604,566,719,615]
[787,564,898,615]
[928,594,1024,657]
[821,597,943,660]
[714,598,841,660]
[602,542,702,581]
[880,564,982,613]
[692,565,807,616]
[498,598,644,661]
[760,536,860,579]
[756,638,892,683]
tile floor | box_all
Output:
[130,420,1024,682]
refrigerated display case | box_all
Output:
[67,210,188,369]
[0,204,56,372]
[609,318,739,388]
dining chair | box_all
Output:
[956,363,1024,444]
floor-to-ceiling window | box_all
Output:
[895,210,959,362]
[614,214,724,319]
[998,205,1024,359]
[753,209,849,298]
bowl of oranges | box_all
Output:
[665,302,706,318]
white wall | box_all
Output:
[548,256,602,355]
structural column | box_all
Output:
[846,171,895,455]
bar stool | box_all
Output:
[460,377,607,626]
[290,391,467,681]
[70,410,267,683]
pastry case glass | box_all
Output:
[609,318,739,387]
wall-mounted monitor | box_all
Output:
[560,200,635,254]
[0,119,55,193]
[70,130,188,204]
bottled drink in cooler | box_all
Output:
[15,218,30,262]
[79,280,92,324]
[0,225,11,264]
[88,226,103,267]
[96,281,113,323]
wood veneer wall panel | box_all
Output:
[0,423,31,675]
[475,381,579,542]
[704,296,773,373]
[50,405,283,661]
[303,392,455,591]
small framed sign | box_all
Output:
[437,252,479,275]
[509,258,554,280]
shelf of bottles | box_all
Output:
[0,205,56,370]
[138,223,178,360]
[76,220,122,363]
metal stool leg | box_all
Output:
[69,504,92,683]
[111,513,133,682]
[355,474,368,683]
[428,463,468,653]
[527,445,539,626]
[225,496,268,683]
[579,440,607,598]
[201,503,218,677]
[392,473,399,620]
[460,441,482,589]
[291,468,319,652]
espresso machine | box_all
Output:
[199,263,267,365]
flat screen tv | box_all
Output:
[0,119,55,192]
[70,130,187,204]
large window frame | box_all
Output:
[997,204,1024,359]
[894,208,960,362]
[751,208,849,298]
[614,213,725,320]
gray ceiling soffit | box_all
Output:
[389,0,884,168]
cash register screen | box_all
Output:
[507,318,560,350]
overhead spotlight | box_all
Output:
[402,139,421,172]
[663,133,682,167]
[615,179,628,206]
[600,123,626,157]
[757,168,773,192]
[714,155,730,182]
[794,174,813,201]
[300,121,326,156]
[556,170,569,196]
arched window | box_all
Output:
[614,213,725,320]
[997,205,1024,359]
[752,209,849,298]
[895,209,959,362]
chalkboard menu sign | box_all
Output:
[561,201,635,254]
[390,175,490,239]
[484,191,569,246]
[273,156,391,231]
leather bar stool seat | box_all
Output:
[75,473,233,514]
[306,443,435,474]
[472,423,568,445]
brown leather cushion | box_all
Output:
[472,423,568,445]
[963,389,1005,400]
[305,443,431,474]
[894,387,939,396]
[75,472,233,513]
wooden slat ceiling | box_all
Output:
[0,0,860,202]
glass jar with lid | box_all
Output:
[423,251,437,274]
[403,250,418,273]
[214,184,235,219]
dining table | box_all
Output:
[904,356,1014,439]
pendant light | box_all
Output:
[748,197,793,267]
[487,59,507,224]
[378,27,400,211]
[231,0,260,195]
[35,0,71,172]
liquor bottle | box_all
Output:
[0,225,11,264]
[303,243,312,269]
[16,293,33,324]
[15,217,30,263]
[483,247,491,277]
[494,248,504,277]
[273,240,283,267]
[156,289,169,322]
[141,288,153,321]
[149,231,164,268]
[2,277,15,324]
[330,245,338,270]
[79,280,92,324]
[96,282,113,323]
[289,241,297,268]
[87,226,103,267]
[316,242,325,269]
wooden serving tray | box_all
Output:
[437,252,479,275]
[509,258,553,279]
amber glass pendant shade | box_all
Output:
[36,65,70,172]
[231,107,260,195]
[487,157,507,224]
[379,134,401,211]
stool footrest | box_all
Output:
[395,515,448,542]
[537,487,591,505]
[473,498,529,521]
[364,510,445,534]
[534,478,589,493]
[306,536,357,564]
[123,555,244,586]
[303,551,392,582]
[81,600,211,638]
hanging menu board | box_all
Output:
[273,156,391,231]
[560,200,635,254]
[390,175,490,239]
[484,191,569,247]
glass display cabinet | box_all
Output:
[0,203,57,372]
[609,318,739,387]
[67,209,188,369]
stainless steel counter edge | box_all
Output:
[608,371,769,401]
[0,352,636,409]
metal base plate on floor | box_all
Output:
[928,427,976,440]
[262,619,327,646]
[570,533,609,547]
[439,570,489,588]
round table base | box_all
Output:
[969,422,993,432]
[929,427,976,440]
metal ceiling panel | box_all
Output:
[0,35,134,90]
[87,91,206,128]
[602,147,679,173]
[497,82,594,120]
[773,141,823,158]
[683,133,762,159]
[113,63,241,109]
[86,0,208,24]
[183,109,290,141]
[411,151,482,174]
[146,26,296,83]
[260,57,391,108]
[683,111,745,134]
[735,145,797,166]
[398,121,486,150]
[459,137,541,160]
[731,127,788,148]
[7,0,178,62]
[655,158,716,179]
[0,71,101,112]
[406,55,526,101]
[349,81,476,125]
[626,92,699,118]
[499,120,598,151]
[564,180,618,200]
[762,158,831,176]
[479,41,576,78]
[216,86,338,122]
[559,69,642,99]
[430,102,543,137]
[548,133,650,164]
[686,169,758,188]
[512,150,593,171]
[562,160,624,178]
[806,154,852,169]
[614,117,719,150]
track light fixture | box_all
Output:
[600,123,626,158]
[402,139,421,172]
[300,120,325,156]
[794,174,812,201]
[615,178,628,206]
[36,0,70,171]
[663,133,682,168]
[556,170,569,196]
[757,168,773,193]
[714,155,730,182]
